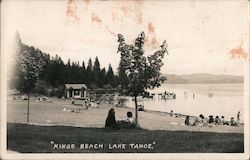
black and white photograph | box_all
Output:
[0,0,249,159]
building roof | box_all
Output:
[65,84,87,90]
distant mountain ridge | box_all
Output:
[162,73,243,84]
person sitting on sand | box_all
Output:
[193,115,201,126]
[175,113,180,118]
[185,116,192,126]
[208,115,215,123]
[105,108,119,129]
[126,112,135,124]
[215,116,222,125]
[194,114,206,127]
[221,116,229,125]
[230,117,239,127]
[117,111,136,129]
[221,116,225,123]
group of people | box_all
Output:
[185,112,241,127]
[105,108,241,129]
[105,108,136,129]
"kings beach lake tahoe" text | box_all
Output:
[51,141,156,150]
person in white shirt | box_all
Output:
[127,112,135,124]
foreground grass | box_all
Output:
[7,123,243,153]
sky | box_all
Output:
[1,0,249,75]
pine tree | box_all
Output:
[87,58,93,71]
[67,58,71,67]
[106,64,115,87]
[93,56,101,87]
[86,58,93,87]
[80,60,86,83]
[82,61,86,70]
[100,67,107,87]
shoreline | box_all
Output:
[123,104,244,125]
[6,100,244,134]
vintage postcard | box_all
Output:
[0,0,249,160]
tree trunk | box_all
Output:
[27,92,30,123]
[134,96,138,126]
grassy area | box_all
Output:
[7,123,243,153]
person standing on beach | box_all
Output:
[237,111,241,123]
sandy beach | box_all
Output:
[7,98,243,134]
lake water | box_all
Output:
[126,83,244,122]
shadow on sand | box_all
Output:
[7,123,243,153]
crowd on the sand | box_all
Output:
[184,111,241,127]
[104,108,242,130]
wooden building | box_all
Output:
[64,84,87,99]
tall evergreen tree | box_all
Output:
[99,67,107,87]
[93,56,101,87]
[86,58,93,87]
[93,56,100,71]
[106,64,115,87]
[80,60,86,83]
[82,61,86,70]
[87,58,93,71]
[67,58,71,67]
